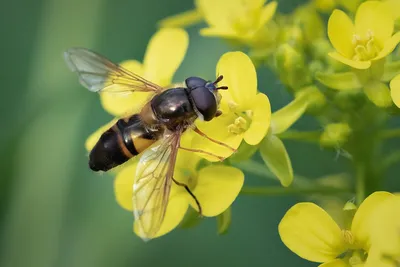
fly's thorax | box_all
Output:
[140,101,159,126]
[150,87,198,130]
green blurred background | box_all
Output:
[2,0,400,266]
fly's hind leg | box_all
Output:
[193,127,237,153]
[172,177,203,217]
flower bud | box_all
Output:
[320,123,352,147]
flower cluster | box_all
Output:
[83,0,400,261]
[279,192,400,266]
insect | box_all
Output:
[64,48,235,240]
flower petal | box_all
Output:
[134,187,189,239]
[114,162,137,211]
[319,259,349,267]
[158,9,203,28]
[195,0,232,28]
[216,51,258,109]
[173,149,202,184]
[364,245,396,267]
[279,203,347,263]
[100,60,152,117]
[199,27,238,38]
[191,112,243,161]
[375,32,400,61]
[143,28,188,86]
[369,195,400,257]
[85,119,117,151]
[363,81,393,107]
[247,0,266,9]
[351,191,394,250]
[390,74,400,107]
[328,9,355,58]
[243,93,271,145]
[257,1,278,29]
[190,166,244,217]
[328,52,371,69]
[383,0,400,20]
[355,1,394,47]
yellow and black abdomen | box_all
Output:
[89,114,163,172]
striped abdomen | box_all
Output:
[89,114,163,172]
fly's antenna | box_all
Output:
[214,75,228,90]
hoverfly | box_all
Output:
[64,48,234,240]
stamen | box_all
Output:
[342,230,354,245]
[352,34,361,45]
[352,30,380,61]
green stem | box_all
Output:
[347,104,386,204]
[277,130,321,143]
[380,128,400,139]
[355,163,366,205]
[233,159,312,186]
[233,159,275,180]
[240,186,351,196]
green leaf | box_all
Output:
[216,207,231,235]
[179,208,203,229]
[228,141,258,164]
[260,134,293,187]
[316,71,362,90]
[363,81,393,107]
[382,61,400,82]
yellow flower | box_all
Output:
[279,191,394,266]
[115,150,244,239]
[196,0,277,47]
[328,1,400,69]
[190,51,271,160]
[85,28,188,150]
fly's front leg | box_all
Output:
[193,127,237,152]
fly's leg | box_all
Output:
[178,146,227,161]
[172,177,203,217]
[193,127,237,153]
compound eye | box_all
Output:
[185,77,207,90]
[190,87,217,121]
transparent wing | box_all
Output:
[64,47,163,93]
[133,131,181,241]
